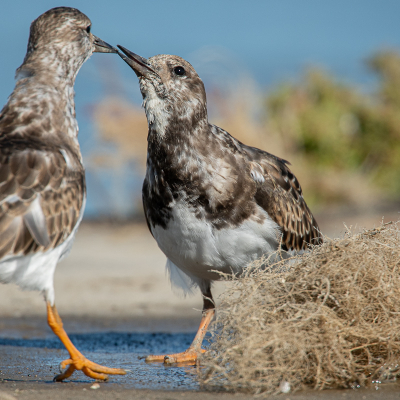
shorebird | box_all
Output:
[0,7,125,381]
[117,46,323,364]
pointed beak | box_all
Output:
[93,35,117,53]
[116,45,157,78]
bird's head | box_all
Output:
[117,46,207,135]
[19,7,115,81]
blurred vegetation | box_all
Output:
[264,50,400,207]
[93,97,148,167]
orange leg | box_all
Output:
[145,287,215,365]
[46,302,126,381]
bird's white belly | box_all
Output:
[151,201,281,282]
[0,242,66,305]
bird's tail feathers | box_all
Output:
[166,259,203,297]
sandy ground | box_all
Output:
[0,223,210,320]
[1,207,400,398]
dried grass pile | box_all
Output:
[200,222,400,395]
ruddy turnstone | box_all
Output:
[0,7,125,381]
[117,46,323,364]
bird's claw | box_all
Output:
[59,358,73,373]
[53,356,126,381]
[145,348,206,365]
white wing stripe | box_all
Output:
[23,196,50,247]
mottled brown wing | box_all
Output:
[246,148,322,251]
[0,143,84,259]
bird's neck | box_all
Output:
[19,46,87,87]
[146,101,209,167]
[0,58,81,145]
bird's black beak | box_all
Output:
[93,35,117,53]
[116,45,157,77]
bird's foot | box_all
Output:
[54,356,126,381]
[145,348,206,365]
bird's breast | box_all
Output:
[149,198,282,280]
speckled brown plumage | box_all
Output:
[0,138,84,259]
[0,7,116,263]
[0,7,124,382]
[143,120,321,251]
[247,144,321,251]
[0,7,90,261]
[117,46,323,366]
[118,48,322,268]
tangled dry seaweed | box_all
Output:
[200,222,400,395]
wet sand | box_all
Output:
[1,208,400,399]
[1,317,399,400]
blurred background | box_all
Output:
[1,0,400,221]
[1,0,400,364]
[1,3,400,388]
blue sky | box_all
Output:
[1,1,400,102]
[1,1,399,217]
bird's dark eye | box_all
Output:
[86,25,91,34]
[174,66,186,76]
